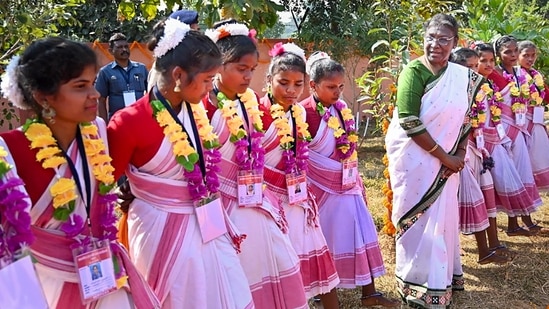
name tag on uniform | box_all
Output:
[286,172,307,205]
[496,124,507,140]
[123,90,136,106]
[533,106,545,124]
[237,171,263,207]
[195,194,227,243]
[72,240,117,304]
[515,111,526,126]
[342,159,358,189]
[474,129,485,150]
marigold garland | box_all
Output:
[381,100,396,236]
[151,100,222,202]
[22,119,117,241]
[525,68,546,106]
[0,145,34,261]
[270,104,311,174]
[217,88,265,171]
[316,100,358,161]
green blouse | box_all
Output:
[396,59,447,137]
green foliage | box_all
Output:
[117,0,284,36]
[57,0,165,42]
[356,0,456,133]
[463,0,549,77]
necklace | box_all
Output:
[316,100,358,161]
[270,103,311,174]
[217,88,265,171]
[0,145,34,261]
[150,91,221,202]
[23,119,117,241]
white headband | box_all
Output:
[305,51,331,75]
[153,19,191,58]
[205,23,250,43]
[269,42,306,61]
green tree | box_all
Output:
[58,0,165,42]
[117,0,284,35]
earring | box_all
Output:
[174,79,181,93]
[41,102,56,124]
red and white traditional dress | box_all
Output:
[487,71,542,215]
[260,95,339,299]
[522,67,549,190]
[0,118,159,309]
[203,92,308,309]
[108,94,254,309]
[301,95,386,288]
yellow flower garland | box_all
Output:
[325,105,358,160]
[24,121,115,216]
[270,104,310,149]
[219,88,264,141]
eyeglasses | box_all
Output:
[424,36,455,46]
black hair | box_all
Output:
[493,35,517,58]
[148,22,221,85]
[108,33,127,48]
[518,40,537,52]
[424,13,459,38]
[213,20,258,64]
[268,52,306,77]
[473,43,495,56]
[450,48,478,66]
[308,53,345,83]
[16,37,97,113]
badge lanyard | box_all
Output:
[60,126,92,227]
[153,86,206,176]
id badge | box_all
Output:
[496,124,507,140]
[194,193,227,243]
[72,239,117,304]
[342,159,358,189]
[474,129,485,150]
[515,111,526,126]
[237,171,263,207]
[533,106,545,124]
[123,90,136,106]
[0,255,48,308]
[285,172,307,205]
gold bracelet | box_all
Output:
[427,144,439,153]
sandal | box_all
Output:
[525,223,549,235]
[506,227,531,237]
[488,245,515,259]
[477,251,509,265]
[361,292,400,308]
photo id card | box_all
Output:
[515,111,526,126]
[237,171,263,207]
[286,172,307,205]
[72,240,117,304]
[123,90,136,106]
[533,106,545,124]
[0,255,48,309]
[194,193,227,243]
[496,123,507,140]
[342,159,358,189]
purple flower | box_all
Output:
[60,215,85,238]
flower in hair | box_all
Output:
[205,23,252,43]
[268,42,306,61]
[153,18,191,58]
[306,51,331,75]
[0,55,27,110]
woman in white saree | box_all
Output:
[386,14,482,308]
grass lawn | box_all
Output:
[311,136,549,309]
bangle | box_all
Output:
[427,144,439,153]
[457,146,466,151]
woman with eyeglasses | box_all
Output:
[385,14,482,308]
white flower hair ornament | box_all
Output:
[153,18,191,58]
[306,51,331,75]
[205,23,253,43]
[268,42,306,61]
[0,55,27,110]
